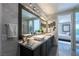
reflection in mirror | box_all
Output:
[22,9,41,35]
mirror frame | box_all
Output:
[18,4,41,40]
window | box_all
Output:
[34,19,40,32]
[29,20,33,33]
[28,19,40,33]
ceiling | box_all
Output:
[22,9,37,18]
[37,3,79,15]
[22,3,79,21]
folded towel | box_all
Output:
[8,24,17,37]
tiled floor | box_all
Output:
[58,41,79,56]
[49,41,79,56]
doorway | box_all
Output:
[58,14,72,56]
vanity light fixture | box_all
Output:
[33,7,37,11]
[40,16,47,22]
[33,7,36,10]
[29,3,32,7]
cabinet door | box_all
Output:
[46,39,51,55]
[50,36,54,47]
[40,42,47,56]
[20,44,33,56]
[34,46,41,56]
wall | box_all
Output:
[58,23,62,34]
[1,3,18,56]
[52,16,58,46]
[0,4,2,56]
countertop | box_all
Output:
[19,33,54,50]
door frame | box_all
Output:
[71,12,76,50]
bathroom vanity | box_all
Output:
[18,4,57,56]
[19,33,56,56]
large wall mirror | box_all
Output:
[22,9,41,34]
[18,4,41,39]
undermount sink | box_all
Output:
[23,39,38,46]
[32,35,45,41]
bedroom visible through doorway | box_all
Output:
[58,14,72,56]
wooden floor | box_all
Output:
[49,41,79,56]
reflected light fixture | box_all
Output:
[29,3,32,7]
[40,16,47,22]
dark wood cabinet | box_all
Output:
[20,36,55,56]
[46,38,51,55]
[40,41,47,56]
[20,44,33,56]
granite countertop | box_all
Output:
[19,33,54,50]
